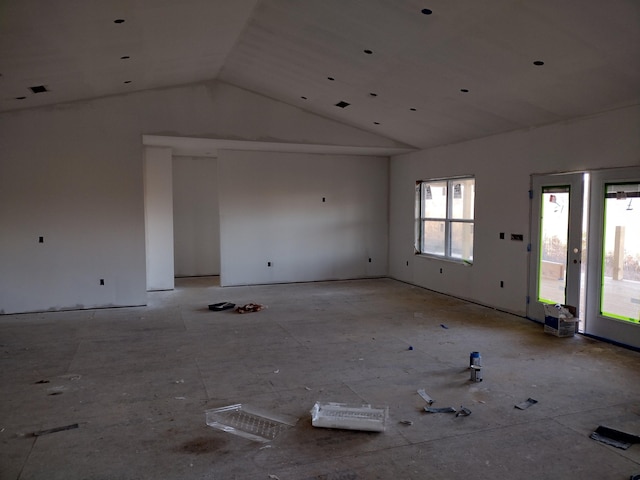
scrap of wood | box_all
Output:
[32,423,79,437]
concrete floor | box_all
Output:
[1,277,640,480]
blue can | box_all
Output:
[470,351,481,367]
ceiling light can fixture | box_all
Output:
[301,96,307,100]
[15,96,26,100]
[327,76,335,81]
[373,121,380,125]
[410,108,417,111]
[460,89,469,93]
[369,92,377,97]
[114,19,125,24]
[121,56,130,60]
[421,8,433,15]
[533,60,544,66]
[335,101,350,108]
[124,80,132,84]
[364,49,373,54]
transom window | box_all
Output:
[416,177,475,262]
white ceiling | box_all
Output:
[1,0,639,149]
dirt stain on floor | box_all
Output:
[177,436,228,454]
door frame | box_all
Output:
[528,172,585,323]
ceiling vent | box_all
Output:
[335,101,350,108]
[29,85,47,93]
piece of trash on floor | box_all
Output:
[175,396,187,400]
[514,398,538,410]
[32,423,79,437]
[304,386,311,391]
[205,404,298,443]
[310,402,388,432]
[235,303,265,314]
[399,420,413,426]
[424,406,456,414]
[590,425,640,450]
[456,406,472,417]
[209,302,235,311]
[174,379,184,384]
[440,324,449,329]
[408,345,413,350]
[417,389,434,405]
[273,369,280,374]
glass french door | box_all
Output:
[528,173,585,323]
[586,167,640,348]
[529,168,640,350]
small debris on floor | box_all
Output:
[417,389,434,405]
[209,302,235,311]
[235,303,265,314]
[399,420,413,426]
[590,425,640,450]
[32,423,79,437]
[514,398,538,410]
[34,380,49,384]
[456,406,472,417]
[440,324,449,329]
[424,406,456,414]
[408,345,413,350]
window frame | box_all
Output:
[415,176,475,263]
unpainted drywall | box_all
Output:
[173,156,220,277]
[0,80,401,314]
[218,150,388,286]
[144,147,175,291]
[390,105,640,315]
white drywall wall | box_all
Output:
[0,80,402,314]
[144,147,175,291]
[172,156,220,277]
[218,150,388,286]
[389,105,640,316]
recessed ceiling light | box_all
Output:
[533,60,545,66]
[369,92,378,97]
[15,96,26,100]
[301,96,307,100]
[373,121,380,125]
[124,80,132,84]
[335,101,350,108]
[410,107,417,111]
[460,89,469,93]
[114,19,125,24]
[364,49,373,55]
[120,56,130,60]
[29,85,47,93]
[327,76,335,81]
[421,8,433,15]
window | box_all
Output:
[416,177,475,262]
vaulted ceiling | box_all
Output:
[1,0,639,149]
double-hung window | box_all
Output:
[416,177,475,262]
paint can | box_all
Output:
[469,351,481,368]
[470,365,482,382]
